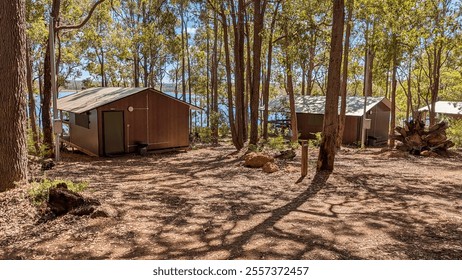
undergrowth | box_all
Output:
[28,179,88,206]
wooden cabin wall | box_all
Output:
[369,102,391,143]
[148,92,189,149]
[96,89,190,155]
[69,109,99,155]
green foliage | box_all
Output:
[266,135,286,151]
[308,132,322,148]
[195,127,213,144]
[28,179,88,206]
[447,119,462,148]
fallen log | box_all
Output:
[392,120,454,156]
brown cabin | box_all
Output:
[57,87,200,156]
[418,101,462,121]
[266,95,391,146]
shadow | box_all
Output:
[227,171,331,259]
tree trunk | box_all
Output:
[26,37,40,154]
[337,0,353,148]
[249,0,266,145]
[211,11,219,145]
[220,5,238,148]
[388,34,398,149]
[0,0,28,191]
[317,0,344,172]
[180,4,186,102]
[262,1,280,140]
[229,0,246,150]
[42,0,61,157]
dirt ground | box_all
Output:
[1,144,462,260]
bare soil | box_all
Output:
[1,145,462,260]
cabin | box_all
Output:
[418,101,462,120]
[266,95,391,146]
[57,87,200,156]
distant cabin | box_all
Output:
[418,101,462,120]
[266,95,391,146]
[57,87,200,157]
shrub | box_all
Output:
[267,135,286,151]
[28,179,88,205]
[308,132,322,147]
[447,119,462,148]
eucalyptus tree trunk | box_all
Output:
[26,38,41,154]
[262,1,280,140]
[229,0,246,150]
[211,10,219,145]
[0,0,28,191]
[337,0,353,148]
[219,4,238,148]
[388,34,398,149]
[249,0,267,145]
[317,0,344,172]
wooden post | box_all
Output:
[301,140,309,177]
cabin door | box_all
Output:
[103,111,125,155]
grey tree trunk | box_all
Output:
[0,0,28,191]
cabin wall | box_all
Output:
[296,113,324,139]
[96,89,190,155]
[69,109,99,155]
[368,102,391,143]
[343,116,360,144]
[148,92,190,149]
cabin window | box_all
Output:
[75,112,90,128]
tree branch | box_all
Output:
[56,0,106,31]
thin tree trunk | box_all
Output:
[249,0,266,145]
[337,0,353,149]
[211,10,219,145]
[262,1,280,140]
[0,0,28,191]
[317,0,345,172]
[26,38,40,154]
[220,5,238,148]
[388,34,398,148]
[229,0,246,149]
[180,4,186,102]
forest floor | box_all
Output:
[1,143,462,260]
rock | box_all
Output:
[262,162,279,173]
[90,205,119,219]
[244,152,274,168]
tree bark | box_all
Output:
[262,1,280,140]
[317,0,344,172]
[388,34,397,149]
[229,0,246,150]
[211,10,219,145]
[337,0,353,149]
[220,4,238,149]
[0,0,28,191]
[249,0,266,145]
[26,37,40,154]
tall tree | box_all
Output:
[337,0,354,148]
[0,0,28,191]
[42,0,106,156]
[317,0,345,171]
[249,0,267,145]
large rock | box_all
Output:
[262,162,279,173]
[244,152,274,168]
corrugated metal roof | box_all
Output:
[57,87,201,113]
[265,95,390,116]
[418,101,462,115]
